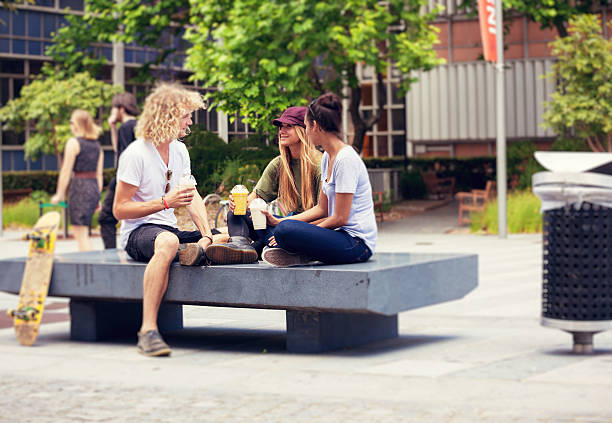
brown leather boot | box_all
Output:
[205,236,258,264]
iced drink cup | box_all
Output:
[249,198,267,230]
[231,184,249,215]
[179,174,197,205]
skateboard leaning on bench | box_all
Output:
[7,211,60,346]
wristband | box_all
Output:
[203,235,213,243]
[162,196,169,209]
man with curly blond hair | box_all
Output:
[113,83,213,357]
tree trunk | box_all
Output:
[348,70,386,154]
[554,18,568,38]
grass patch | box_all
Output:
[3,190,104,230]
[470,190,542,234]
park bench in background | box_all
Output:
[0,250,478,353]
[420,171,456,200]
[456,180,496,226]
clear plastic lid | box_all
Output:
[179,173,196,187]
[249,198,267,210]
[231,184,249,194]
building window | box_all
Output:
[353,64,407,158]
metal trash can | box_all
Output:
[533,152,612,353]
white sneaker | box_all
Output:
[261,247,313,267]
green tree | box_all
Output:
[0,72,122,165]
[185,0,444,152]
[44,0,442,152]
[42,0,191,81]
[542,15,612,152]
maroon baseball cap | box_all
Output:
[272,106,307,128]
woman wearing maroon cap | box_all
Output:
[205,106,322,264]
[261,92,377,267]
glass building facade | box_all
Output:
[0,2,255,171]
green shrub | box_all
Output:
[185,126,277,195]
[363,156,407,169]
[209,158,261,195]
[3,189,105,229]
[364,156,496,192]
[2,169,116,194]
[507,141,544,190]
[399,170,426,199]
[550,137,590,152]
[470,190,542,234]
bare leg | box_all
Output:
[140,231,179,333]
[72,225,92,252]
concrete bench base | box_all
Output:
[69,300,183,342]
[68,301,396,353]
[286,311,397,353]
[0,250,478,353]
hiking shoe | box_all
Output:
[178,243,204,266]
[206,236,258,265]
[137,330,172,357]
[261,246,313,267]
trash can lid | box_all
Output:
[535,151,612,174]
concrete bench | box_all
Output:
[0,250,478,353]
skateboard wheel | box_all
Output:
[7,309,15,318]
[25,309,37,320]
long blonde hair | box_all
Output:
[135,83,205,146]
[278,126,321,212]
[71,109,101,140]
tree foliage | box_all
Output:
[44,0,443,152]
[0,72,122,164]
[42,0,191,81]
[185,0,444,152]
[542,15,612,152]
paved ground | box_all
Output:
[0,201,610,422]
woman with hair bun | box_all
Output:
[205,106,322,265]
[51,109,104,252]
[262,92,377,267]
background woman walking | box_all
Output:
[51,109,103,252]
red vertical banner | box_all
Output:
[478,0,497,62]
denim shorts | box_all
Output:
[125,223,202,262]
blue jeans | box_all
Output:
[227,210,277,254]
[273,220,372,265]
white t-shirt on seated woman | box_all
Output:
[116,138,191,249]
[321,145,377,253]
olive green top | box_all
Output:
[254,155,321,213]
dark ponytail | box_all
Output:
[306,92,342,136]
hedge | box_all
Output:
[3,169,116,194]
[3,137,553,196]
[1,156,497,195]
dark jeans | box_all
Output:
[227,210,276,255]
[125,223,202,262]
[273,220,372,265]
[98,177,118,249]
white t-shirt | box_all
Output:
[321,145,377,253]
[116,138,191,249]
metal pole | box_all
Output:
[112,36,125,167]
[112,40,125,87]
[495,0,507,238]
[0,138,3,238]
